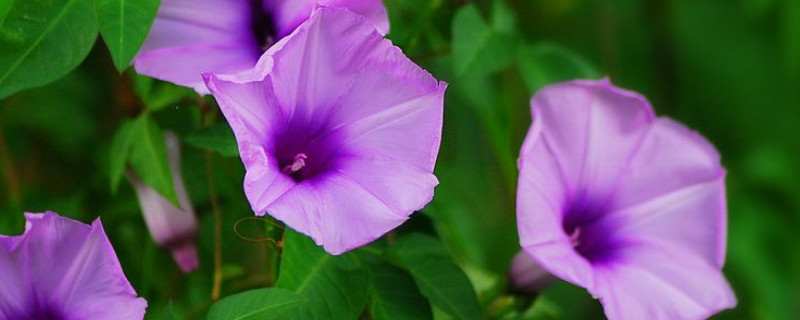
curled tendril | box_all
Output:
[233,217,284,246]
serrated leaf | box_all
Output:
[206,288,307,320]
[452,3,518,78]
[184,123,238,157]
[95,0,160,72]
[276,229,369,320]
[517,43,600,94]
[387,234,484,320]
[0,0,98,99]
[109,119,137,193]
[366,257,432,320]
[128,115,179,205]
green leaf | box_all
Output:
[109,119,137,193]
[367,258,433,320]
[184,123,238,157]
[452,2,518,78]
[276,229,369,320]
[95,0,160,72]
[387,234,484,320]
[206,288,307,320]
[0,0,98,99]
[133,73,194,111]
[516,42,600,94]
[128,115,179,205]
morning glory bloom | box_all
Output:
[128,131,199,273]
[134,0,389,93]
[516,79,736,320]
[204,7,446,255]
[0,212,146,320]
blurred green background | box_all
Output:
[1,0,798,319]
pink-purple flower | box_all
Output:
[516,79,736,319]
[134,0,389,93]
[0,212,146,319]
[128,131,199,273]
[204,7,446,255]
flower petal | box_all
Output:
[595,243,736,320]
[529,79,655,202]
[0,236,27,318]
[266,0,389,38]
[134,0,257,93]
[21,212,146,320]
[267,174,408,255]
[135,42,259,94]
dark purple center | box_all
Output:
[249,0,276,52]
[272,119,345,183]
[10,304,66,320]
[561,198,618,264]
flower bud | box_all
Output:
[509,250,555,294]
[128,131,198,272]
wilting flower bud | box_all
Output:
[128,131,199,272]
[509,250,555,294]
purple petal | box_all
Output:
[10,212,146,319]
[607,118,727,267]
[517,79,735,320]
[266,0,389,38]
[206,7,445,254]
[266,174,409,255]
[595,244,736,320]
[527,79,655,203]
[134,0,258,93]
[129,131,199,273]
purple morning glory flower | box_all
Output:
[134,0,389,94]
[0,212,146,320]
[128,131,199,273]
[204,7,446,255]
[516,79,736,320]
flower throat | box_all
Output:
[249,0,276,51]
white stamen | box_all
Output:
[569,227,582,247]
[283,153,308,174]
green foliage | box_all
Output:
[276,230,369,320]
[133,74,195,111]
[184,124,238,157]
[95,0,160,72]
[1,1,798,320]
[109,119,137,193]
[206,288,306,320]
[516,43,600,94]
[388,234,484,320]
[0,0,98,99]
[452,1,518,78]
[365,254,433,320]
[124,115,179,205]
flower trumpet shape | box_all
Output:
[0,212,146,320]
[128,131,199,273]
[134,0,389,93]
[204,7,446,255]
[516,79,736,320]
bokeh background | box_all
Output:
[1,0,798,319]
